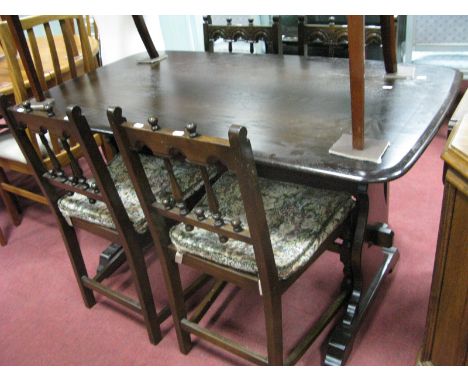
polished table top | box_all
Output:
[43,51,461,184]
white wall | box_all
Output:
[94,15,165,65]
[159,15,204,51]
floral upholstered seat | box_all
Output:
[58,154,209,234]
[170,173,355,280]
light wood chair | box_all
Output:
[109,107,369,365]
[2,96,214,344]
[0,15,104,245]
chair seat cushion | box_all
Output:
[58,154,209,234]
[170,173,355,280]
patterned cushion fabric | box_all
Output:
[170,172,355,280]
[58,154,209,234]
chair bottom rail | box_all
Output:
[180,287,348,366]
[0,181,48,204]
[81,275,142,314]
[181,318,269,365]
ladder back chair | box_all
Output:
[109,106,369,365]
[0,15,105,245]
[0,15,98,102]
[203,16,282,55]
[1,96,214,344]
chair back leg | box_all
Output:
[0,225,6,246]
[264,292,284,365]
[56,212,96,308]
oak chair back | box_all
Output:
[298,15,397,73]
[108,107,279,286]
[203,15,282,55]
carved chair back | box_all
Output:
[3,101,136,237]
[297,15,383,57]
[108,107,280,288]
[203,15,282,55]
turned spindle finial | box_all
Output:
[231,218,243,232]
[329,16,335,26]
[226,18,232,26]
[213,213,224,227]
[218,235,228,243]
[185,122,198,138]
[185,224,194,232]
[22,100,32,113]
[148,116,159,131]
[177,202,189,216]
[45,103,55,117]
[248,18,254,26]
[162,197,174,209]
[195,208,206,221]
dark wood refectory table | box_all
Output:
[40,51,461,365]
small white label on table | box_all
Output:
[17,107,25,113]
[63,116,69,121]
[133,123,144,129]
[329,134,390,164]
[172,130,185,136]
[382,85,393,90]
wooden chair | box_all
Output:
[0,15,99,103]
[203,16,282,55]
[298,15,397,74]
[108,107,368,365]
[1,96,214,344]
[0,15,105,244]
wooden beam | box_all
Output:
[380,15,398,74]
[347,15,365,150]
[132,15,159,59]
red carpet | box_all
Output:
[0,121,450,365]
